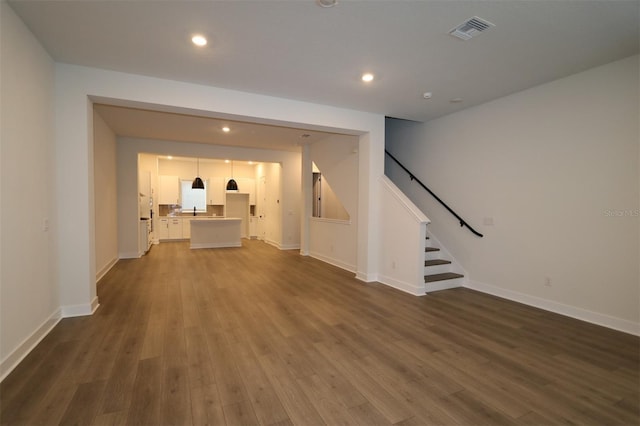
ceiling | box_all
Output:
[9,0,639,147]
[93,104,342,152]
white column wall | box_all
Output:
[300,145,312,255]
[93,111,118,280]
[308,135,360,272]
[0,2,58,378]
[356,131,384,282]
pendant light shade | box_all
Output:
[226,160,239,191]
[192,158,205,189]
[192,176,205,189]
[226,179,238,191]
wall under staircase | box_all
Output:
[378,176,466,295]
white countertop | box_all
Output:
[190,217,241,222]
[159,216,229,219]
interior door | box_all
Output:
[257,175,266,240]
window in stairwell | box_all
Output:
[311,162,350,221]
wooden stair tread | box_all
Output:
[425,247,440,252]
[424,272,464,283]
[424,259,451,267]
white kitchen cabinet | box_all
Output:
[235,177,256,205]
[159,175,180,205]
[183,218,191,238]
[168,217,183,239]
[157,218,169,240]
[208,177,225,205]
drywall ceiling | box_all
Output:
[93,104,342,152]
[9,1,639,123]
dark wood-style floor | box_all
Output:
[1,240,638,425]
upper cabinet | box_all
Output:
[230,177,256,205]
[208,177,225,205]
[158,175,180,205]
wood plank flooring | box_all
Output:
[1,239,638,425]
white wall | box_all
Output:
[93,110,118,280]
[317,175,350,221]
[0,2,58,379]
[378,176,430,295]
[308,135,359,271]
[386,55,639,334]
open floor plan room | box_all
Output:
[1,240,638,425]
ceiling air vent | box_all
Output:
[449,16,495,41]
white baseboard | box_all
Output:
[118,251,139,259]
[96,257,118,283]
[377,274,426,296]
[279,243,301,250]
[0,308,62,382]
[265,239,280,249]
[355,271,377,283]
[309,251,356,273]
[1,296,100,382]
[264,239,300,251]
[61,296,100,318]
[466,280,640,336]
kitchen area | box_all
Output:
[138,154,271,255]
[94,105,309,283]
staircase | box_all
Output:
[423,235,464,292]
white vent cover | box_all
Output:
[449,16,495,40]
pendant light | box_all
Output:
[192,158,205,189]
[226,160,239,191]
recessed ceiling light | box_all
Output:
[191,35,207,47]
[224,159,230,163]
[423,92,433,99]
[316,0,338,7]
[167,155,173,160]
[222,126,230,133]
[362,73,374,83]
[248,161,254,165]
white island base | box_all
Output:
[190,218,242,249]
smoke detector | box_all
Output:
[449,16,495,40]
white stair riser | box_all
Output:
[424,251,444,261]
[425,277,464,293]
[424,263,452,275]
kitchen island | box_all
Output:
[189,218,242,249]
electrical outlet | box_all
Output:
[483,217,494,226]
[392,260,397,269]
[544,277,552,287]
[43,218,49,232]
